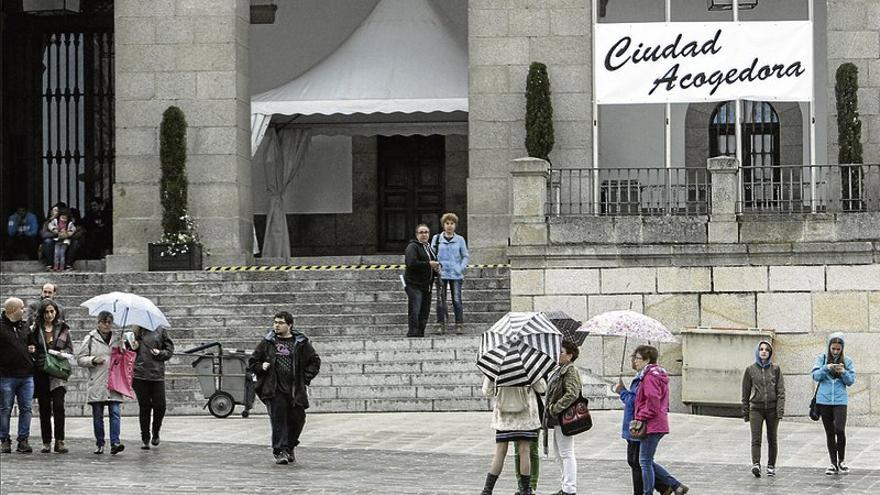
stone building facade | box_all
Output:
[477,1,880,422]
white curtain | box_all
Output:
[257,127,311,258]
[251,113,272,157]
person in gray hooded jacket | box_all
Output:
[741,340,785,478]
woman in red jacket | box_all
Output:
[629,345,689,495]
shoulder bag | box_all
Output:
[558,393,592,436]
[39,329,72,380]
[809,354,825,421]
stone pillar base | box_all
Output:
[105,254,146,273]
[708,221,739,243]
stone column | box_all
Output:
[707,156,739,243]
[107,0,252,272]
[510,157,549,248]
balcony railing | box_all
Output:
[739,163,880,213]
[548,167,710,216]
[547,164,880,216]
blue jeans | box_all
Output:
[0,376,34,442]
[639,433,680,495]
[436,279,463,324]
[91,402,121,446]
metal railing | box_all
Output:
[548,167,711,216]
[738,163,880,214]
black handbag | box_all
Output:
[808,384,820,421]
[557,393,592,436]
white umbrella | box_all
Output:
[81,292,170,331]
[576,310,677,376]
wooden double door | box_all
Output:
[377,135,445,253]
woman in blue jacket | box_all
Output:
[811,332,855,475]
[431,212,469,335]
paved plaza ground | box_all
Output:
[1,411,878,494]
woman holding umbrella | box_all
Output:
[75,311,125,455]
[629,345,689,495]
[127,324,174,450]
[480,376,547,495]
[28,299,72,454]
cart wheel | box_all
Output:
[241,409,249,418]
[208,391,235,418]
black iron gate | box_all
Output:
[1,1,114,231]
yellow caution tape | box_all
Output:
[205,264,510,272]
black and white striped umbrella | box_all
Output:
[477,312,563,387]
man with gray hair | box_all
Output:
[0,297,35,454]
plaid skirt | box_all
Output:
[495,429,539,443]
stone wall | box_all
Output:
[826,0,880,164]
[468,0,592,264]
[109,0,252,271]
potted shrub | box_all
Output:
[148,106,204,271]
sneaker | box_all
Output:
[825,465,839,475]
[151,434,160,446]
[16,440,32,453]
[274,452,288,465]
[674,484,689,495]
[660,488,674,495]
[41,443,51,454]
[286,449,296,464]
[752,463,761,478]
[141,442,151,450]
[110,443,125,455]
[455,323,464,335]
[94,445,104,455]
[0,440,11,454]
[767,465,776,477]
[54,440,68,454]
[434,323,446,335]
[838,461,849,474]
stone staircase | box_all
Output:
[0,265,614,417]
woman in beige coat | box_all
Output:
[479,376,547,495]
[75,311,125,455]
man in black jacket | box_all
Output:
[404,224,441,337]
[0,297,35,454]
[248,311,320,465]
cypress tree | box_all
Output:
[525,62,554,162]
[835,63,863,210]
[160,106,188,237]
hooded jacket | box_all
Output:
[634,363,670,435]
[431,233,469,280]
[741,340,785,418]
[75,329,125,404]
[810,332,855,406]
[0,311,33,378]
[403,239,437,291]
[248,330,321,408]
[131,326,175,381]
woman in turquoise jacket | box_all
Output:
[810,332,855,476]
[431,212,469,334]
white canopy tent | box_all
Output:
[250,0,468,257]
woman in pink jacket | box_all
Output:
[629,345,689,495]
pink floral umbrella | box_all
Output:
[576,310,677,376]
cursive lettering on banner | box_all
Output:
[649,58,806,96]
[605,29,722,72]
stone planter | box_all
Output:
[147,243,203,271]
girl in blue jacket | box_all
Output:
[810,332,855,475]
[431,212,469,334]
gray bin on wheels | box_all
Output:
[186,342,256,418]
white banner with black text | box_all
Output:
[594,21,813,104]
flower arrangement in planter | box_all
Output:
[148,106,205,271]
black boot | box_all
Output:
[480,473,499,495]
[519,475,532,495]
